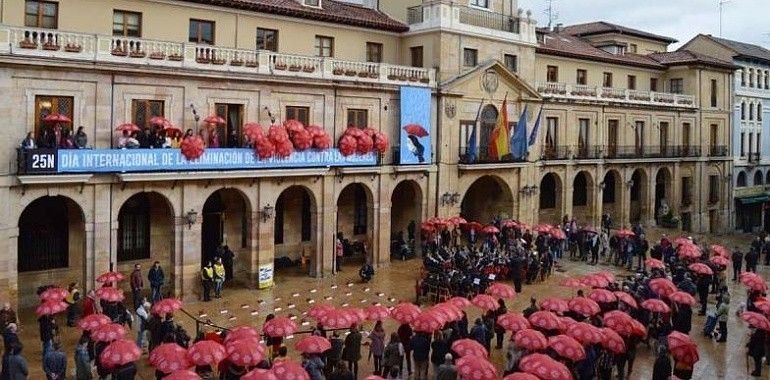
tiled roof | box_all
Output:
[648,50,738,70]
[536,32,666,70]
[704,35,770,63]
[180,0,409,32]
[561,21,677,44]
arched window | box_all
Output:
[737,171,747,187]
[742,102,746,120]
[750,103,755,120]
[765,70,769,89]
[759,103,763,122]
[750,68,755,87]
[755,171,764,186]
[540,174,558,209]
[741,70,746,86]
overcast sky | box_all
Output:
[517,0,769,49]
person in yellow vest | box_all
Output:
[201,262,214,302]
[65,282,81,327]
[213,258,225,299]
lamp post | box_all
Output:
[185,209,198,229]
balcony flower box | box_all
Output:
[19,39,38,49]
[64,43,82,53]
[244,60,258,68]
[211,58,226,65]
[288,64,302,72]
[302,65,316,73]
[129,51,146,58]
[168,53,184,61]
[42,42,60,51]
[369,72,379,79]
[111,48,129,56]
[230,59,244,66]
[419,77,430,84]
[344,70,357,76]
[148,51,166,60]
[333,68,344,75]
[274,62,287,70]
[196,56,211,64]
[357,71,370,78]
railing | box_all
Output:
[604,145,701,159]
[407,5,424,24]
[574,146,602,159]
[748,152,761,163]
[458,6,520,33]
[458,146,526,164]
[536,82,697,108]
[709,145,729,157]
[0,25,435,87]
[541,145,570,160]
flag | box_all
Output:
[510,105,528,160]
[466,125,478,163]
[488,95,509,160]
[528,107,543,146]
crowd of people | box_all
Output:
[20,125,88,150]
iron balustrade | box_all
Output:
[458,146,526,164]
[407,6,424,24]
[541,145,570,160]
[709,145,728,157]
[604,145,702,159]
[458,6,521,33]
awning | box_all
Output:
[737,194,770,205]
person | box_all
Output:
[342,325,362,379]
[715,292,729,342]
[301,352,325,380]
[732,247,743,281]
[523,297,538,318]
[382,333,403,378]
[209,128,220,148]
[38,314,56,359]
[0,303,17,331]
[64,281,82,327]
[369,321,386,376]
[652,346,671,380]
[5,343,28,380]
[435,353,457,380]
[213,258,225,298]
[328,331,344,373]
[75,336,92,380]
[672,303,692,334]
[329,361,354,380]
[82,290,99,317]
[148,261,165,302]
[359,261,374,283]
[201,262,214,302]
[74,126,88,148]
[494,299,507,349]
[43,342,67,380]
[336,234,344,271]
[410,332,430,380]
[696,274,711,315]
[130,264,143,310]
[20,132,36,149]
[595,347,614,380]
[59,128,74,149]
[111,361,137,380]
[430,331,449,376]
[221,246,235,282]
[3,323,19,353]
[396,323,413,376]
[748,327,767,377]
[136,300,150,348]
[746,248,759,273]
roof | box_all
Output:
[536,32,666,70]
[699,34,770,64]
[561,21,677,44]
[179,0,408,32]
[648,50,738,70]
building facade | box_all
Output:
[682,34,770,233]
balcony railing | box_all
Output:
[458,6,520,33]
[574,146,602,159]
[748,152,761,163]
[458,146,526,164]
[0,25,435,87]
[407,6,424,24]
[536,82,697,108]
[604,145,702,159]
[541,145,570,160]
[709,145,729,157]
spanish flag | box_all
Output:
[488,95,509,160]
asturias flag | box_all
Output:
[487,96,509,160]
[510,105,528,160]
[528,107,543,147]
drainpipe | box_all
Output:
[108,73,115,272]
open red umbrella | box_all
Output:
[503,373,540,380]
[187,340,226,366]
[486,283,516,299]
[603,310,634,336]
[96,271,125,283]
[431,303,462,322]
[263,317,298,338]
[497,312,531,332]
[152,298,183,315]
[560,278,587,289]
[390,303,422,324]
[163,124,182,137]
[341,307,366,325]
[568,297,601,317]
[540,298,569,314]
[242,369,277,380]
[566,322,604,345]
[645,258,665,270]
[669,291,696,306]
[365,305,390,321]
[673,236,691,246]
[149,116,171,127]
[272,359,310,380]
[678,244,701,260]
[100,339,141,369]
[581,275,609,289]
[533,224,553,234]
[462,221,483,232]
[641,299,671,314]
[43,113,72,124]
[600,328,626,353]
[629,319,647,338]
[740,272,768,292]
[667,331,699,365]
[295,336,331,354]
[449,216,468,225]
[549,228,566,240]
[528,311,564,331]
[448,296,472,309]
[402,123,429,137]
[710,244,730,257]
[589,289,617,304]
[613,292,638,309]
[614,229,635,238]
[39,287,69,302]
[150,343,191,374]
[451,338,488,358]
[35,301,68,317]
[688,263,713,276]
[307,304,335,320]
[501,220,518,229]
[559,317,578,331]
[77,314,112,331]
[115,123,140,133]
[204,115,226,125]
[482,225,500,234]
[472,294,500,311]
[95,287,124,303]
[514,329,548,351]
[165,370,202,380]
[710,255,729,267]
[92,323,126,342]
[649,278,677,297]
[412,311,444,333]
[226,340,265,367]
[741,311,770,331]
[548,335,585,361]
[519,353,572,380]
[456,356,497,380]
[224,327,259,345]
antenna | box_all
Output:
[544,0,559,29]
[719,0,731,37]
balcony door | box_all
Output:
[710,124,718,151]
[214,103,243,148]
[578,118,589,157]
[607,120,618,157]
[479,105,498,160]
[659,122,668,155]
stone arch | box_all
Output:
[273,185,319,275]
[201,188,252,284]
[460,175,514,223]
[630,168,649,224]
[539,172,563,224]
[755,170,764,186]
[654,168,673,223]
[601,169,622,224]
[737,171,747,187]
[336,182,375,266]
[571,170,594,224]
[390,180,423,260]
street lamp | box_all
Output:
[260,204,275,222]
[185,209,198,229]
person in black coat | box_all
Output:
[696,275,711,315]
[112,361,137,380]
[732,248,743,281]
[652,346,672,380]
[672,304,692,334]
[748,328,766,376]
[38,315,55,359]
[746,249,759,273]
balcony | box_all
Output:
[748,152,761,163]
[536,82,697,108]
[604,145,701,159]
[458,146,526,164]
[0,25,435,87]
[406,3,537,45]
[709,145,729,157]
[541,145,570,160]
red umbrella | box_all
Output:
[481,225,500,234]
[603,310,634,336]
[641,299,671,314]
[448,296,472,309]
[486,283,516,299]
[548,334,586,361]
[581,275,609,289]
[35,301,68,317]
[449,216,468,225]
[629,319,647,338]
[226,340,265,367]
[528,310,564,331]
[456,356,497,380]
[224,326,259,345]
[307,304,335,320]
[673,236,690,245]
[431,303,462,322]
[559,316,578,331]
[402,123,429,137]
[263,317,298,338]
[100,339,141,368]
[341,307,366,325]
[568,297,601,317]
[92,323,126,342]
[649,278,677,297]
[115,123,140,133]
[43,113,72,124]
[77,314,112,331]
[96,271,126,283]
[667,331,699,365]
[152,298,183,315]
[741,311,770,331]
[451,338,488,358]
[272,359,310,380]
[519,353,572,380]
[503,374,540,380]
[669,291,696,306]
[472,294,500,311]
[678,244,701,260]
[645,258,665,270]
[420,223,435,233]
[163,125,183,137]
[533,224,553,234]
[549,228,566,240]
[560,278,587,289]
[364,305,390,321]
[149,116,171,127]
[187,340,226,366]
[150,343,191,374]
[566,322,604,345]
[688,263,713,276]
[39,287,69,302]
[600,328,626,353]
[588,289,617,304]
[614,228,635,238]
[710,255,729,267]
[391,303,422,324]
[540,298,569,314]
[243,369,277,380]
[204,115,226,125]
[165,370,202,380]
[95,287,124,303]
[514,329,548,351]
[710,244,730,257]
[295,336,331,354]
[412,311,444,333]
[462,221,483,232]
[497,312,531,332]
[613,292,638,309]
[741,272,768,292]
[501,220,518,229]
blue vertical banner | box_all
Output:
[400,86,432,165]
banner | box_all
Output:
[258,263,274,289]
[20,148,378,174]
[399,86,432,165]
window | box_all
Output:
[576,69,587,85]
[669,78,683,94]
[366,42,383,63]
[710,79,718,107]
[301,191,311,241]
[34,95,73,138]
[710,124,719,150]
[750,103,755,121]
[709,175,720,203]
[756,171,764,185]
[741,70,747,86]
[285,106,310,126]
[545,117,558,149]
[634,121,644,153]
[214,103,244,147]
[602,72,613,87]
[759,103,763,121]
[750,69,755,87]
[629,43,637,53]
[113,10,141,37]
[742,102,747,120]
[681,177,693,205]
[347,109,368,128]
[25,0,58,28]
[189,19,214,44]
[410,46,423,68]
[737,172,747,187]
[758,132,762,155]
[650,78,659,92]
[546,66,559,83]
[304,0,320,6]
[741,132,745,156]
[627,75,636,90]
[765,70,769,89]
[463,48,478,67]
[131,99,164,130]
[759,72,764,89]
[256,28,278,51]
[471,0,489,8]
[578,118,589,150]
[118,194,150,262]
[682,122,691,149]
[353,186,367,235]
[504,54,518,73]
[315,35,334,57]
[659,121,668,149]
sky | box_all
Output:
[516,0,769,49]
